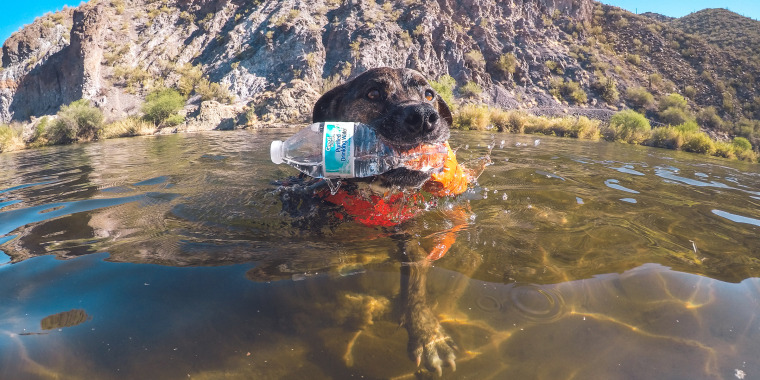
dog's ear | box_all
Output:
[436,95,454,127]
[312,84,346,122]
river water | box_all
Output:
[1,130,759,379]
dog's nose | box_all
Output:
[404,104,439,133]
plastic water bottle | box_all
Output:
[270,122,447,179]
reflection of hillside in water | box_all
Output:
[2,131,760,284]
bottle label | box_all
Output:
[323,122,355,177]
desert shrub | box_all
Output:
[659,107,691,126]
[673,120,700,134]
[101,117,157,138]
[648,73,663,89]
[165,114,185,127]
[626,53,640,65]
[453,104,490,130]
[714,141,736,159]
[591,74,619,104]
[659,93,688,112]
[465,49,485,69]
[683,85,697,99]
[488,108,511,132]
[625,86,655,111]
[429,75,456,111]
[495,53,517,75]
[550,78,587,104]
[459,81,483,98]
[647,127,684,150]
[27,117,50,147]
[570,116,601,140]
[733,136,752,151]
[142,87,186,126]
[46,99,104,145]
[735,148,758,162]
[608,109,651,143]
[195,79,234,103]
[682,132,715,155]
[696,106,724,131]
[520,115,600,140]
[0,124,25,152]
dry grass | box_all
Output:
[0,124,25,153]
[101,117,157,139]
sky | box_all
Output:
[0,1,85,45]
[597,0,759,20]
[0,1,758,45]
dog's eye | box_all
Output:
[424,90,435,102]
[367,89,381,100]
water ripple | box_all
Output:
[605,179,640,194]
[0,195,147,237]
[712,210,760,227]
[612,165,645,176]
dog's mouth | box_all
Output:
[365,102,451,188]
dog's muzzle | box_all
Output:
[402,103,440,134]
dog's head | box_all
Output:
[312,67,453,188]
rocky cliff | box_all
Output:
[1,0,759,137]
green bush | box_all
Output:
[625,86,655,111]
[459,81,483,98]
[659,93,688,112]
[682,132,715,155]
[550,78,587,104]
[591,74,619,104]
[142,87,186,126]
[195,79,234,104]
[714,141,736,159]
[165,114,185,127]
[648,127,684,150]
[495,53,517,75]
[658,107,692,126]
[46,99,105,145]
[608,109,651,143]
[733,136,752,151]
[673,120,700,134]
[696,106,724,131]
[429,75,456,111]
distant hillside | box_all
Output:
[641,12,673,23]
[671,8,760,60]
[1,0,759,148]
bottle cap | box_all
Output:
[270,140,283,164]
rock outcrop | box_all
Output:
[0,0,758,133]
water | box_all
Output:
[1,130,759,379]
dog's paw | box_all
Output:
[403,303,457,376]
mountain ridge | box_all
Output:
[1,0,758,147]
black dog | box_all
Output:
[277,67,469,375]
[313,67,453,189]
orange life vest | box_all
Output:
[321,142,470,260]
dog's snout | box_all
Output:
[403,104,439,133]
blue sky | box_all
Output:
[597,0,758,20]
[0,1,758,46]
[0,1,85,45]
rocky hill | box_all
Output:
[669,8,760,60]
[1,0,759,145]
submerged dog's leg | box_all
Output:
[400,245,457,376]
